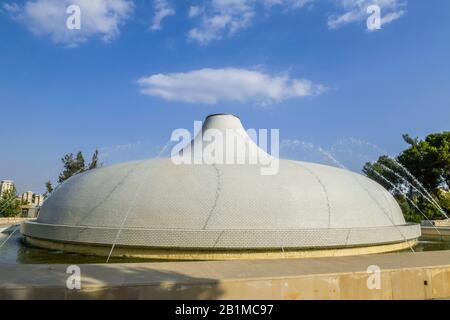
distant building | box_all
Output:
[21,191,44,206]
[21,191,34,204]
[33,194,44,206]
[20,191,44,218]
[0,180,43,218]
[0,180,15,198]
[21,205,40,218]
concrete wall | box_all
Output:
[0,217,32,226]
[1,250,450,300]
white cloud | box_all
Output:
[188,5,203,18]
[263,0,313,9]
[4,0,408,47]
[2,2,20,13]
[150,0,175,31]
[380,9,405,25]
[327,0,406,29]
[188,0,254,45]
[5,0,134,47]
[138,67,326,105]
[187,0,312,45]
[186,0,406,43]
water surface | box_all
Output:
[1,229,450,265]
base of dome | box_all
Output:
[23,236,418,261]
[21,220,421,249]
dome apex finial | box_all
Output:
[206,113,240,119]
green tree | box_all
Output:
[397,133,448,191]
[438,190,450,213]
[88,149,99,170]
[43,181,53,199]
[0,186,22,217]
[57,150,100,184]
[58,152,84,183]
[45,181,53,194]
[75,151,85,170]
[423,132,450,189]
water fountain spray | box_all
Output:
[366,167,441,235]
[379,163,448,219]
[390,158,448,218]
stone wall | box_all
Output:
[1,250,450,300]
[0,217,32,225]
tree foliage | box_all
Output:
[0,185,22,217]
[58,152,85,183]
[363,132,450,222]
[52,149,100,186]
[88,149,99,170]
[43,181,53,199]
[397,133,450,191]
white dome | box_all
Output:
[21,114,420,253]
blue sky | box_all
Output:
[0,0,449,194]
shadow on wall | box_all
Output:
[0,263,224,300]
